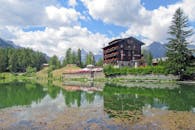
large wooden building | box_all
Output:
[103,37,144,67]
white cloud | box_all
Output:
[81,0,151,27]
[181,0,195,21]
[0,0,83,28]
[122,4,179,43]
[122,1,195,44]
[1,0,195,59]
[68,0,77,7]
[45,6,82,27]
[82,0,195,44]
[8,26,109,57]
[0,0,105,57]
[0,0,57,27]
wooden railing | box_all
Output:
[104,51,119,59]
[104,46,119,54]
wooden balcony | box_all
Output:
[104,52,119,59]
[104,46,119,54]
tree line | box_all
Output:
[49,48,103,70]
[0,48,47,72]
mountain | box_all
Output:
[94,54,103,62]
[146,42,195,58]
[94,50,103,62]
[146,42,167,58]
[0,37,20,48]
[188,44,195,49]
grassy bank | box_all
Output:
[36,65,81,80]
[0,73,35,83]
[0,64,186,84]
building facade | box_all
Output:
[103,37,144,67]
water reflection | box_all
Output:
[0,81,102,109]
[0,81,46,109]
[0,81,195,112]
[104,83,195,112]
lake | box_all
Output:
[0,80,195,129]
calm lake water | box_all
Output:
[0,80,195,129]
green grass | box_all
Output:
[0,72,35,83]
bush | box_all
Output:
[25,66,37,76]
[182,66,195,80]
[103,65,166,77]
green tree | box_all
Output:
[96,58,103,66]
[9,51,19,72]
[86,51,95,65]
[49,55,60,70]
[65,48,72,65]
[63,48,79,66]
[166,8,193,80]
[72,51,77,64]
[26,66,36,76]
[0,49,8,72]
[77,48,82,67]
[147,52,153,66]
[143,50,153,66]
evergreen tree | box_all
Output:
[9,51,19,72]
[143,50,153,66]
[147,52,153,66]
[72,51,77,64]
[77,48,82,67]
[166,8,193,80]
[65,48,72,64]
[49,55,60,70]
[0,48,46,72]
[0,49,8,72]
[96,58,103,66]
[86,52,95,65]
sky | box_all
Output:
[0,0,195,57]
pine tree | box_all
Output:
[72,51,77,64]
[86,52,95,65]
[77,48,82,67]
[143,50,153,66]
[9,51,19,72]
[65,48,72,64]
[0,49,8,72]
[96,58,103,66]
[49,55,60,70]
[166,8,193,80]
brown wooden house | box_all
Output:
[103,37,144,67]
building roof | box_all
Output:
[108,39,123,45]
[103,36,145,49]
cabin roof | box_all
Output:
[103,36,144,49]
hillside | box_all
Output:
[52,65,81,77]
[36,65,81,78]
[146,42,166,58]
[0,37,20,48]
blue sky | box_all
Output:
[141,0,181,10]
[0,0,194,56]
[23,0,182,38]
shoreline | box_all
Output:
[1,72,195,84]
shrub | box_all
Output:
[182,66,195,80]
[103,65,166,77]
[25,66,37,76]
